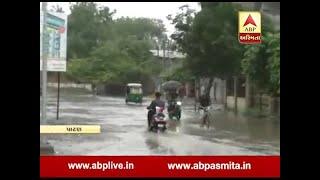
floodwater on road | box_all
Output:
[41,88,280,155]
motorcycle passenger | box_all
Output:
[167,92,178,113]
[147,92,165,128]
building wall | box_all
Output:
[208,78,225,104]
[197,77,226,104]
[197,77,248,105]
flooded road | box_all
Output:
[41,88,280,155]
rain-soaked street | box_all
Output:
[41,88,280,155]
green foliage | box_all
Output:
[67,2,110,58]
[242,32,280,96]
[66,3,166,85]
[170,3,244,79]
[65,2,280,97]
[170,2,280,97]
[266,33,280,95]
[167,4,196,53]
[112,17,166,40]
[163,67,195,82]
[162,58,195,82]
[67,36,159,85]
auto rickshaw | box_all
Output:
[125,83,143,104]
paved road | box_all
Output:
[41,88,280,155]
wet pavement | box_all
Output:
[41,88,280,155]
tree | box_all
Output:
[169,3,244,99]
[51,5,64,13]
[67,4,166,59]
[66,3,167,91]
[167,4,196,53]
[112,17,166,41]
[266,33,280,96]
[67,2,115,59]
[241,18,278,95]
[241,32,280,112]
[163,63,195,82]
[67,35,160,86]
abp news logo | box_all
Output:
[238,11,261,44]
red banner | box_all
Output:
[40,156,280,178]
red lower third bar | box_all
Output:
[40,156,280,178]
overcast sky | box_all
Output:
[41,2,201,37]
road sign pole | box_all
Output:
[41,2,48,124]
[56,72,60,120]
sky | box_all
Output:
[41,2,201,37]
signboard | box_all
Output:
[40,10,67,72]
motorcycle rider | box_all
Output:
[147,92,165,129]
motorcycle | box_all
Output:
[167,100,182,121]
[148,106,167,132]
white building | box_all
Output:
[149,50,186,59]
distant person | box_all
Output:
[167,92,178,113]
[147,92,165,128]
[178,85,186,100]
[92,84,97,96]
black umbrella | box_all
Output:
[161,80,182,91]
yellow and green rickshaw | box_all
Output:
[125,83,143,104]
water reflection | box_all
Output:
[183,109,280,152]
[145,133,176,155]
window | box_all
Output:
[130,87,142,94]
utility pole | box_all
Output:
[41,2,48,124]
[162,40,165,69]
[40,2,55,155]
[234,76,238,113]
[56,72,61,120]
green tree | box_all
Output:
[167,4,196,53]
[66,4,167,88]
[241,32,279,113]
[169,3,244,97]
[67,2,115,59]
[163,63,195,82]
[67,36,159,86]
[242,32,280,96]
[112,17,166,40]
[266,33,280,96]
